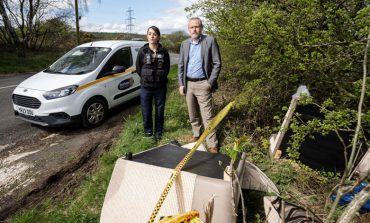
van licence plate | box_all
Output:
[17,106,35,116]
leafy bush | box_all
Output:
[187,0,370,127]
[161,31,189,53]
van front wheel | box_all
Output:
[81,98,107,128]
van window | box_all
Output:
[45,47,111,75]
[99,47,132,77]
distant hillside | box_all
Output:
[90,32,146,41]
[86,31,188,53]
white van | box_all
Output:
[12,40,145,128]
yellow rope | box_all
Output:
[148,101,235,223]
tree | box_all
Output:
[187,0,370,126]
[0,0,71,57]
[327,31,370,223]
[187,0,370,222]
[71,0,100,45]
[161,31,188,53]
[33,17,74,50]
[0,0,23,56]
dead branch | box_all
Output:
[325,30,370,223]
[336,184,370,223]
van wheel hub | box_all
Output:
[86,102,104,124]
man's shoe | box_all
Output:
[208,147,218,154]
[144,132,153,138]
[155,133,162,141]
[188,136,199,143]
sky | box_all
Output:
[78,0,196,34]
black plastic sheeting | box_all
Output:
[128,143,235,179]
[279,105,368,173]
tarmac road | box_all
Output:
[169,52,179,65]
[0,73,35,146]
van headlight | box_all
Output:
[43,85,78,100]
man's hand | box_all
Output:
[179,86,185,96]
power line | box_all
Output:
[125,7,135,33]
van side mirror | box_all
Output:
[100,66,126,78]
[112,66,126,73]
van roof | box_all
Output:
[78,40,146,48]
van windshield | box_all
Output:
[44,47,111,75]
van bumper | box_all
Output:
[14,111,81,127]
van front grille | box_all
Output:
[12,94,41,109]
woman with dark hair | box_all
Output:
[136,26,170,140]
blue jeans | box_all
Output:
[140,86,167,136]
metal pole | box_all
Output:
[74,0,80,45]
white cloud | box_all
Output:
[136,6,188,34]
[79,0,194,34]
[135,0,204,34]
[80,17,126,33]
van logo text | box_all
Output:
[118,78,134,90]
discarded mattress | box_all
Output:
[100,143,279,223]
[100,143,239,223]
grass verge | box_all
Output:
[0,51,63,74]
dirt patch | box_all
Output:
[0,100,139,221]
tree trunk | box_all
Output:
[0,0,23,55]
[24,0,41,49]
[0,27,12,45]
[37,28,48,50]
[17,42,27,57]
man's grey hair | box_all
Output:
[188,17,203,28]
